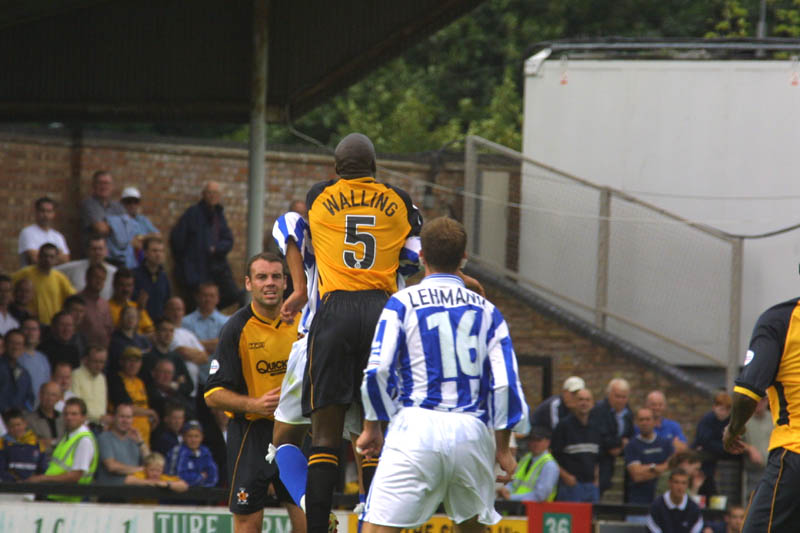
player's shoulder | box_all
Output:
[306,179,338,209]
[757,297,800,326]
[220,305,255,337]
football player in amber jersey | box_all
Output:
[293,133,422,533]
[724,296,800,532]
[204,252,303,533]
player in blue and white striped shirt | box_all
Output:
[357,217,529,532]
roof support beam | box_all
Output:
[247,0,269,262]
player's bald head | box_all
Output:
[334,133,376,179]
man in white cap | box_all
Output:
[532,375,586,431]
[107,186,159,268]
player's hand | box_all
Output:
[280,289,308,323]
[495,447,517,483]
[248,387,282,417]
[356,421,384,459]
[723,424,746,454]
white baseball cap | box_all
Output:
[562,376,586,393]
[121,186,141,200]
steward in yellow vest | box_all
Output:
[507,427,559,502]
[27,398,98,502]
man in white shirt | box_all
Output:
[56,235,117,300]
[18,197,70,266]
[163,297,207,395]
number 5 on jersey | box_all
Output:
[344,215,376,270]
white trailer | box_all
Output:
[518,42,800,376]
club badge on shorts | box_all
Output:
[237,488,249,505]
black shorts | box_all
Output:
[302,289,389,417]
[227,417,292,515]
[743,447,800,532]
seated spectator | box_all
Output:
[626,407,674,505]
[0,275,20,335]
[24,381,64,453]
[52,360,77,412]
[11,243,76,325]
[0,408,49,481]
[150,403,186,456]
[63,295,89,359]
[182,283,229,385]
[108,305,151,377]
[125,451,188,501]
[38,310,81,368]
[0,329,35,412]
[669,451,705,505]
[552,388,601,503]
[18,196,70,267]
[645,390,689,453]
[162,300,205,392]
[532,376,585,431]
[80,170,125,257]
[647,469,703,533]
[95,403,148,486]
[145,319,194,397]
[702,503,745,533]
[28,397,99,502]
[108,268,154,335]
[591,377,634,497]
[503,426,558,502]
[166,420,218,488]
[692,391,739,499]
[70,346,110,428]
[77,264,114,349]
[55,234,117,300]
[132,236,170,322]
[107,186,159,268]
[18,318,51,407]
[147,358,195,421]
[9,278,34,324]
[108,346,159,446]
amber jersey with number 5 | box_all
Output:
[306,176,422,297]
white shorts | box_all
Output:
[363,407,501,528]
[274,335,362,439]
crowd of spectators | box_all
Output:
[0,170,243,498]
[0,170,769,532]
[501,375,767,532]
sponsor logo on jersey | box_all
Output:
[256,359,288,375]
[209,359,220,375]
[249,341,265,350]
[744,350,754,365]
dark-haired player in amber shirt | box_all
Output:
[205,252,303,533]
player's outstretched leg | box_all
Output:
[306,404,346,533]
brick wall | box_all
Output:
[0,128,711,438]
[0,129,463,282]
[483,280,712,442]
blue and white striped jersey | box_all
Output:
[272,211,422,335]
[362,273,529,433]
